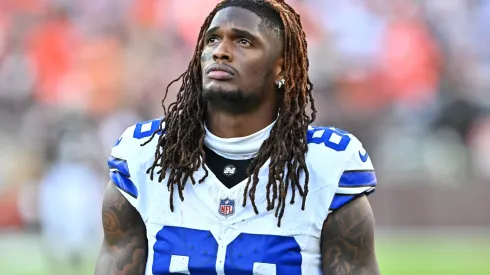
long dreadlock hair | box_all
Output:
[143,0,316,227]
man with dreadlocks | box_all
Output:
[95,0,380,274]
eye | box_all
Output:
[206,36,219,45]
[237,38,252,46]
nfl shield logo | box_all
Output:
[219,198,235,217]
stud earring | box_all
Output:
[277,78,285,89]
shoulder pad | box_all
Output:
[307,126,377,212]
[306,125,373,169]
[111,118,163,160]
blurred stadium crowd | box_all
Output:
[0,0,489,235]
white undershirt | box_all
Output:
[204,121,276,160]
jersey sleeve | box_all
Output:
[107,119,161,218]
[329,136,377,212]
[108,125,141,207]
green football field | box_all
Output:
[376,233,490,275]
[1,231,489,275]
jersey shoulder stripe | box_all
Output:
[108,156,130,176]
[108,156,138,198]
[338,170,376,188]
[329,194,360,211]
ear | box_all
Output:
[274,57,284,82]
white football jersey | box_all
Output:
[108,118,377,275]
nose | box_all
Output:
[213,41,233,62]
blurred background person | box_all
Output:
[35,115,103,275]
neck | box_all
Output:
[206,102,278,138]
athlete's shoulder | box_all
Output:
[306,125,366,156]
[106,118,163,207]
[306,124,374,179]
[306,125,377,212]
[110,118,164,160]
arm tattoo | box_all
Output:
[95,183,148,275]
[321,195,380,275]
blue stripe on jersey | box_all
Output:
[107,156,138,198]
[109,171,138,198]
[329,194,357,210]
[339,170,377,188]
[107,156,130,176]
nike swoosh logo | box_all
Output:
[359,151,369,163]
[114,137,123,147]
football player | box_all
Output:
[95,0,380,274]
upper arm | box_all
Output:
[320,131,379,274]
[95,182,148,275]
[321,195,379,275]
[95,121,162,274]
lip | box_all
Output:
[205,63,237,80]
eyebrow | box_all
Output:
[204,26,258,40]
[232,28,257,39]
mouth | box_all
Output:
[205,64,236,80]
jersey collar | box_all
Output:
[204,121,275,160]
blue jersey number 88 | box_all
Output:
[307,127,351,152]
[152,226,302,274]
[133,119,161,139]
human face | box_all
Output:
[201,7,283,114]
